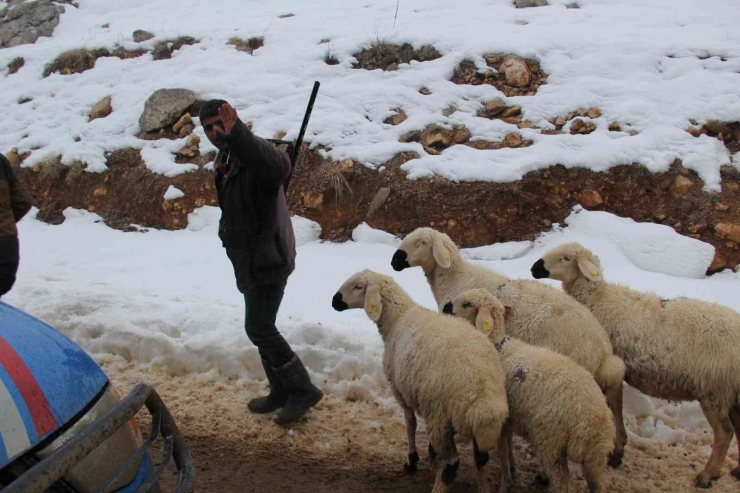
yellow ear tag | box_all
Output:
[443,253,449,259]
[483,320,492,333]
[591,270,598,276]
[368,304,376,314]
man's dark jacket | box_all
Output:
[0,154,33,263]
[214,119,296,293]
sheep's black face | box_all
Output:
[531,259,550,279]
[332,292,348,311]
[442,302,453,314]
[391,249,410,271]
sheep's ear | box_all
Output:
[577,255,602,282]
[504,306,514,320]
[432,234,452,269]
[475,308,495,335]
[364,285,383,322]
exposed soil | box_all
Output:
[352,43,441,71]
[451,54,547,97]
[14,142,740,273]
[691,121,740,156]
[152,37,199,61]
[42,47,146,77]
[103,361,740,493]
[228,36,264,54]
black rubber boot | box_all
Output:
[247,357,288,414]
[273,354,323,425]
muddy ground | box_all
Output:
[104,361,740,493]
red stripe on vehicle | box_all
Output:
[0,335,56,437]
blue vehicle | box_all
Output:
[0,301,194,492]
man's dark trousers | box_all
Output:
[244,281,293,367]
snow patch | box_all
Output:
[352,222,400,247]
[463,241,533,261]
[164,185,184,201]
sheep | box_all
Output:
[445,288,615,493]
[391,227,627,466]
[532,242,740,488]
[332,269,509,493]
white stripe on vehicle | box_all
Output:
[0,377,31,459]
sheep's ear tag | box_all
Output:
[368,303,377,314]
[591,270,598,276]
[483,319,492,333]
[443,253,449,259]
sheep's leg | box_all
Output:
[696,403,734,488]
[605,382,627,468]
[541,453,571,493]
[497,429,514,493]
[507,431,516,481]
[430,423,459,493]
[402,406,419,473]
[726,406,740,480]
[583,450,608,493]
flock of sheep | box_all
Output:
[330,227,740,493]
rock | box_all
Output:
[452,126,471,144]
[566,2,579,7]
[424,146,441,156]
[587,108,602,119]
[419,87,431,95]
[714,223,740,244]
[178,135,200,157]
[384,109,408,126]
[704,120,732,137]
[570,119,585,134]
[581,121,597,134]
[673,176,693,195]
[6,148,20,168]
[708,252,728,273]
[303,193,323,209]
[580,189,603,207]
[278,13,295,18]
[555,117,567,127]
[576,108,589,117]
[725,182,739,191]
[178,123,194,138]
[442,105,457,117]
[138,88,197,133]
[338,159,354,172]
[518,121,536,129]
[0,0,66,49]
[93,186,107,197]
[688,223,707,234]
[484,98,507,118]
[386,62,399,71]
[423,127,453,149]
[499,56,531,87]
[7,56,24,74]
[608,122,621,132]
[515,0,548,7]
[172,113,192,133]
[543,219,552,227]
[715,202,730,212]
[133,29,154,42]
[501,106,522,118]
[195,198,206,207]
[89,96,112,121]
[504,133,523,147]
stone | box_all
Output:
[504,133,523,147]
[338,159,354,172]
[422,127,453,149]
[7,56,24,74]
[0,0,66,49]
[566,2,580,8]
[172,113,192,133]
[452,126,471,144]
[518,121,536,129]
[442,105,457,117]
[501,105,522,118]
[555,117,567,127]
[570,119,585,134]
[499,56,531,87]
[178,123,194,138]
[708,252,728,273]
[384,109,408,126]
[608,122,621,132]
[303,193,323,209]
[714,202,730,212]
[386,62,398,72]
[6,148,20,167]
[419,87,431,95]
[162,201,173,213]
[688,223,707,234]
[704,120,732,137]
[424,146,440,156]
[714,223,740,244]
[587,108,602,119]
[581,121,597,134]
[515,0,548,7]
[543,219,552,227]
[133,29,154,42]
[580,189,603,207]
[484,98,507,118]
[673,175,694,194]
[274,130,287,140]
[89,96,112,121]
[93,186,107,197]
[725,182,739,191]
[138,88,197,133]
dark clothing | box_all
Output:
[0,153,33,262]
[243,281,294,367]
[214,119,296,293]
[0,260,18,298]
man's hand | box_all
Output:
[218,103,239,135]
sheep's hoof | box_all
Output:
[428,443,438,460]
[695,472,719,489]
[608,449,624,468]
[404,451,419,474]
[731,468,740,481]
[534,473,550,489]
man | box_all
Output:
[0,152,33,298]
[199,100,322,425]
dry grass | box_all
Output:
[228,36,264,54]
[43,46,146,77]
[7,57,24,75]
[152,36,199,61]
[329,170,354,204]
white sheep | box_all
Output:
[391,227,627,466]
[332,269,509,493]
[446,288,615,493]
[532,242,740,488]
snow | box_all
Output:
[163,185,184,201]
[0,0,738,188]
[5,206,739,447]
